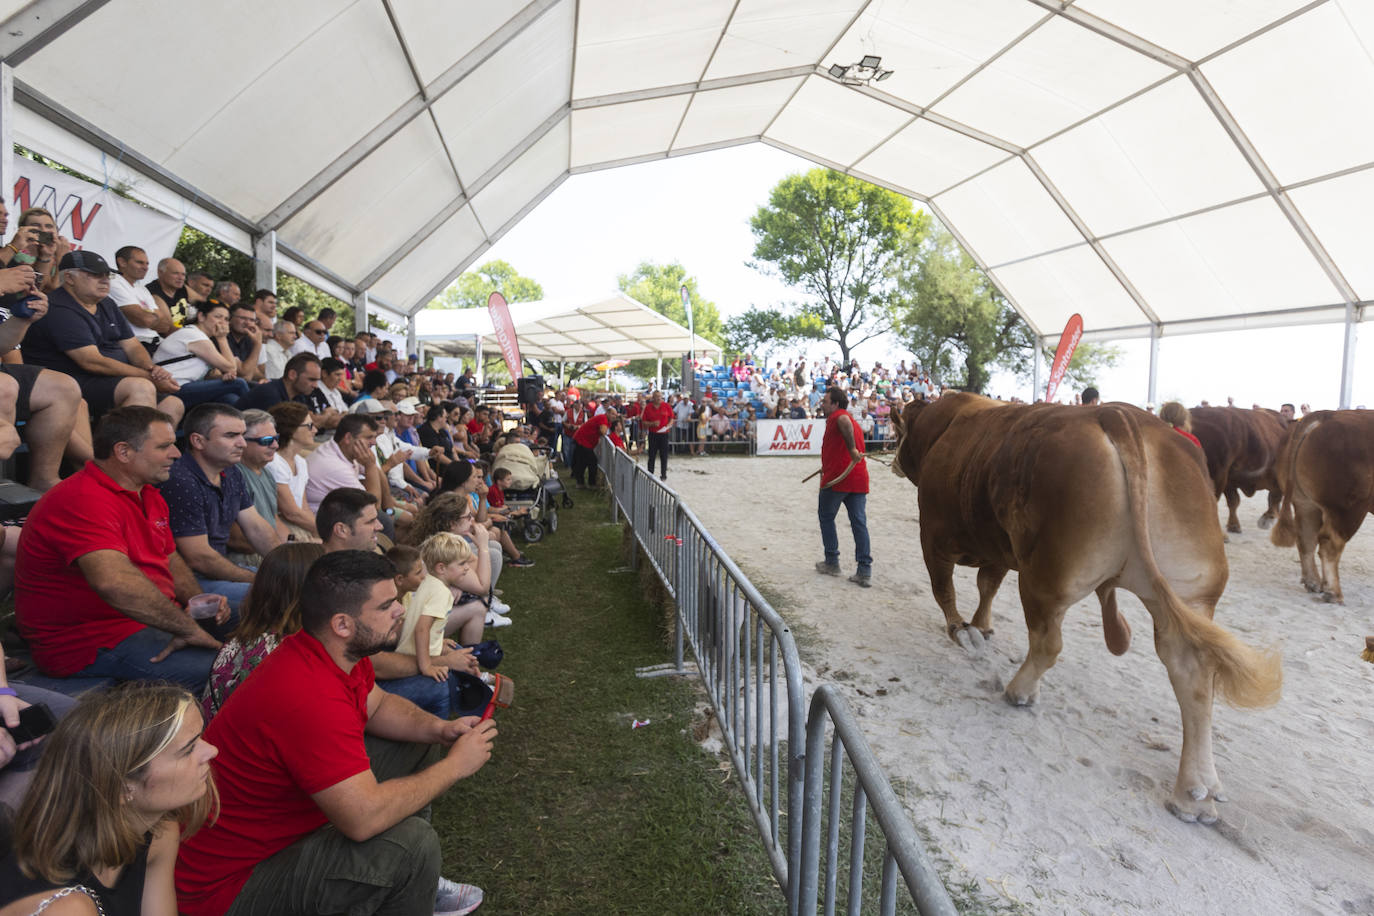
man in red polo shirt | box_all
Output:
[570,405,613,488]
[641,390,674,481]
[175,550,496,916]
[814,386,872,588]
[15,406,227,690]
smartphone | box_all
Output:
[36,230,54,246]
[4,703,57,743]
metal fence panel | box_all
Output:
[595,441,954,915]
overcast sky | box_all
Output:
[479,143,1370,410]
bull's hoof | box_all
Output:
[953,624,985,654]
[1258,514,1276,530]
[1226,521,1242,534]
[1166,786,1219,825]
[1003,684,1038,707]
[1303,578,1322,593]
[1320,590,1344,605]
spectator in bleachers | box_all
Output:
[0,683,219,916]
[317,306,337,334]
[238,353,341,432]
[373,401,430,505]
[10,207,68,294]
[394,398,441,492]
[252,288,278,334]
[304,412,381,515]
[226,302,266,382]
[281,305,305,327]
[315,356,353,414]
[174,550,496,916]
[15,407,227,691]
[109,244,173,355]
[261,317,297,382]
[418,402,457,471]
[350,401,415,531]
[0,643,77,810]
[318,488,384,553]
[152,301,252,410]
[0,269,91,491]
[266,401,319,540]
[147,257,190,327]
[161,403,281,610]
[230,410,290,552]
[201,540,324,721]
[21,250,186,427]
[292,319,331,360]
[213,280,241,309]
[186,271,214,306]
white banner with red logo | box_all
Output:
[8,157,182,268]
[1045,313,1084,404]
[756,418,822,455]
[486,291,522,380]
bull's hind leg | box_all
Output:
[1295,502,1324,593]
[970,565,1007,639]
[1224,487,1242,534]
[926,556,980,650]
[1257,489,1281,530]
[1004,592,1069,707]
[1317,509,1364,604]
[1149,602,1223,824]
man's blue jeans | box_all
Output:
[178,378,251,410]
[818,489,872,574]
[196,574,253,613]
[376,674,448,718]
[78,625,224,693]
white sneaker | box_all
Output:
[434,876,483,915]
[489,596,512,615]
[485,610,513,628]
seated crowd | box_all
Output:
[0,216,549,915]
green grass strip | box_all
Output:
[433,484,783,914]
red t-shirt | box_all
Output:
[624,402,642,419]
[573,413,609,449]
[15,463,176,675]
[1174,427,1202,449]
[488,483,506,508]
[820,409,869,494]
[175,632,375,916]
[641,402,673,433]
[466,419,485,437]
[609,431,626,450]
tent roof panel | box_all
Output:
[765,76,911,169]
[470,120,570,235]
[1281,169,1374,303]
[703,0,864,81]
[1032,76,1266,238]
[570,96,689,168]
[389,0,529,86]
[370,205,486,308]
[931,17,1174,149]
[572,0,735,99]
[855,119,1011,199]
[934,158,1085,267]
[428,0,574,184]
[992,245,1145,335]
[1200,3,1374,186]
[672,77,803,151]
[1075,0,1317,62]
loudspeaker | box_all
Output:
[517,375,545,406]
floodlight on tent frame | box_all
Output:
[827,55,893,86]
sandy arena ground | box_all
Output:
[659,452,1373,915]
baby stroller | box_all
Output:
[493,443,572,542]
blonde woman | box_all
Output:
[1159,401,1202,449]
[0,683,218,916]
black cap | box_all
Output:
[58,250,113,274]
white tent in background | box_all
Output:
[1,1,1368,404]
[414,293,721,381]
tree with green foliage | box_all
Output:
[749,169,928,365]
[617,261,724,383]
[1043,341,1121,396]
[723,306,825,358]
[891,228,1119,396]
[430,260,543,310]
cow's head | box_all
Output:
[890,399,929,482]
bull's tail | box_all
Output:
[1270,417,1319,548]
[1098,408,1282,709]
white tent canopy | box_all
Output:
[414,293,722,363]
[0,0,1368,403]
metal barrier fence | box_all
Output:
[596,441,956,915]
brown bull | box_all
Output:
[1189,406,1288,533]
[892,394,1281,824]
[1270,410,1374,603]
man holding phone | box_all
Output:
[0,644,77,808]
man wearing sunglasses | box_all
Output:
[290,320,331,360]
[230,410,291,556]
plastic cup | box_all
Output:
[187,594,221,620]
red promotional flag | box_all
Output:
[487,291,523,380]
[1045,313,1083,404]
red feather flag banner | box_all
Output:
[1045,313,1084,404]
[487,291,523,380]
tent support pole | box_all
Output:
[406,317,416,361]
[1147,324,1161,407]
[253,230,277,294]
[353,291,369,334]
[1031,338,1041,402]
[474,335,484,385]
[0,65,13,208]
[1339,304,1359,409]
[558,359,565,387]
[655,356,662,391]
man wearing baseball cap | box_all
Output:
[21,250,185,426]
[393,397,440,493]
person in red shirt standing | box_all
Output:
[570,407,614,488]
[641,389,675,481]
[15,406,228,691]
[814,387,872,587]
[174,550,497,916]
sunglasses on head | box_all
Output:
[248,435,279,446]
